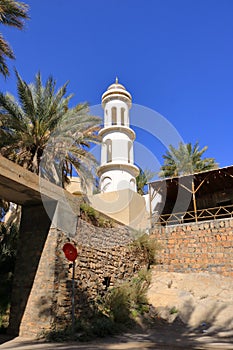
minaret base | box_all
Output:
[89,189,149,231]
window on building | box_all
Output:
[101,142,106,164]
[106,139,112,163]
[121,108,125,125]
[128,141,132,163]
[130,178,136,190]
[101,176,112,192]
[112,107,117,125]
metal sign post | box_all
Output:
[71,260,75,333]
[62,243,78,334]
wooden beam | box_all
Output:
[192,179,198,222]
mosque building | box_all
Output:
[67,79,149,230]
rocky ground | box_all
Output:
[148,270,233,333]
[147,269,233,348]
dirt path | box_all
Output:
[1,324,233,350]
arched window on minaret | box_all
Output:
[130,178,136,191]
[106,139,112,163]
[101,141,106,164]
[121,108,125,125]
[101,176,112,192]
[128,141,132,163]
[112,107,117,125]
[125,110,129,126]
[105,109,108,125]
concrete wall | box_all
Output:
[90,189,149,231]
[152,218,233,277]
[8,204,56,337]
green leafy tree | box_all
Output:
[0,71,101,188]
[0,0,29,77]
[136,168,156,195]
[159,142,218,178]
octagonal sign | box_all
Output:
[63,243,78,262]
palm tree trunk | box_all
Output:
[32,148,39,174]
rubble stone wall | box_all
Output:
[53,219,146,329]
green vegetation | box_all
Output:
[0,223,19,331]
[103,268,151,321]
[136,168,156,195]
[159,141,218,178]
[0,0,29,77]
[80,202,114,227]
[169,306,179,315]
[0,71,100,189]
[131,233,159,269]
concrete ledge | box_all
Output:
[0,155,80,212]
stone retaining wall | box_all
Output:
[8,206,146,338]
[53,219,146,329]
[152,218,233,277]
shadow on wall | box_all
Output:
[8,203,56,336]
[36,247,138,340]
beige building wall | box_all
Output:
[89,189,149,231]
[65,177,92,196]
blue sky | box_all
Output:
[1,0,233,174]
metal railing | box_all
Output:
[153,203,233,226]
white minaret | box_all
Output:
[97,78,139,193]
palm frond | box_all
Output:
[0,70,101,188]
[159,142,218,178]
[15,70,35,121]
[0,0,29,77]
[0,0,29,28]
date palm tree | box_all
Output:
[0,70,101,189]
[159,142,218,178]
[0,0,29,77]
[136,168,156,195]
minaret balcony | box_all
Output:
[99,125,136,140]
[97,162,139,178]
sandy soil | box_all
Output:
[148,270,233,333]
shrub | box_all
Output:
[131,234,160,268]
[103,268,151,323]
[91,315,115,337]
[130,268,151,309]
[104,284,131,324]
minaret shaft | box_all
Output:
[98,80,139,193]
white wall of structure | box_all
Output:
[97,79,139,193]
[104,100,129,127]
[101,130,135,165]
[100,169,137,192]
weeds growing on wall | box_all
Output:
[80,202,114,228]
[131,233,160,269]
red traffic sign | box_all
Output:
[63,243,78,262]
